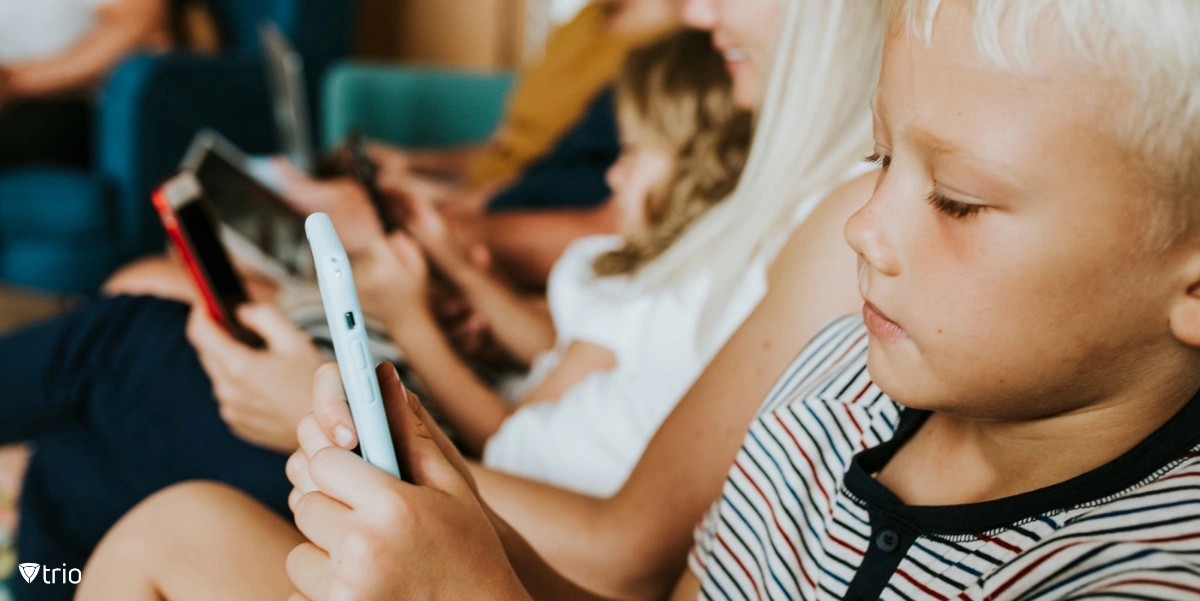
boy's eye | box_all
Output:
[926,191,985,219]
[864,153,891,168]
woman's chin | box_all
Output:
[730,71,763,110]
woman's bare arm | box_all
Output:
[8,0,168,98]
[477,173,877,601]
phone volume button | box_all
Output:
[360,372,378,405]
[354,341,369,369]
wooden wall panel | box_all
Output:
[354,0,527,69]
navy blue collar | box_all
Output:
[844,388,1200,535]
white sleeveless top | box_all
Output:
[483,166,874,497]
[0,0,115,64]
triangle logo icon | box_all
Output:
[18,563,41,584]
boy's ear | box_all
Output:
[1170,266,1200,347]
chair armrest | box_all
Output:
[321,62,516,150]
[96,53,276,260]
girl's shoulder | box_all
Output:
[546,234,635,327]
[549,234,628,295]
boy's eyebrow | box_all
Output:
[909,127,959,157]
[908,125,1026,194]
[872,91,1023,194]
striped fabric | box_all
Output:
[689,315,1200,600]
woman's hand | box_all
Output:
[392,184,473,271]
[285,364,526,601]
[186,303,324,454]
[276,160,385,257]
[367,142,413,184]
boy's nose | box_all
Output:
[845,199,899,277]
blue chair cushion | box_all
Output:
[0,241,121,292]
[0,169,113,245]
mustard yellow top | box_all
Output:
[468,3,672,187]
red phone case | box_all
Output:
[152,187,233,329]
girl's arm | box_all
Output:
[442,263,557,365]
[393,187,558,363]
[395,311,615,453]
[474,173,877,601]
[519,341,616,406]
[389,311,513,456]
[7,0,167,99]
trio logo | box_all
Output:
[17,562,82,584]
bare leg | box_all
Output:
[0,443,28,531]
[77,482,302,601]
[101,255,198,303]
[102,254,280,303]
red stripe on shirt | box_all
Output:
[717,534,764,601]
[734,462,816,589]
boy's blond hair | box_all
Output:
[885,0,1200,239]
[594,29,754,277]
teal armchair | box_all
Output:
[321,63,516,150]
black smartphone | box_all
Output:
[153,171,267,349]
[345,128,408,233]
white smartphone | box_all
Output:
[306,213,402,479]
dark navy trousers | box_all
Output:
[0,295,291,601]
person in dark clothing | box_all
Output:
[2,295,292,601]
[0,0,169,169]
[487,88,619,212]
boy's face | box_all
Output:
[847,2,1197,420]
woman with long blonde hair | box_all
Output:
[76,0,887,599]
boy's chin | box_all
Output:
[866,349,956,413]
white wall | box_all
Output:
[524,0,590,63]
[551,0,589,23]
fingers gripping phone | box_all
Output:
[306,213,403,479]
[153,171,266,348]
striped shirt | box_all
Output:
[689,315,1200,600]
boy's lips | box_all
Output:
[863,301,907,341]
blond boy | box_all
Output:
[278,1,1200,599]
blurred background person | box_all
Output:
[369,0,676,212]
[0,0,169,169]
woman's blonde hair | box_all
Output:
[629,0,886,337]
[594,29,754,277]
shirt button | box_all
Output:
[876,529,900,553]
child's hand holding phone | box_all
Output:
[285,363,523,601]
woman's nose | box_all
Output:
[677,0,718,30]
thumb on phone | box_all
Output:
[310,363,359,450]
[376,364,476,494]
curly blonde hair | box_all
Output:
[593,29,754,277]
